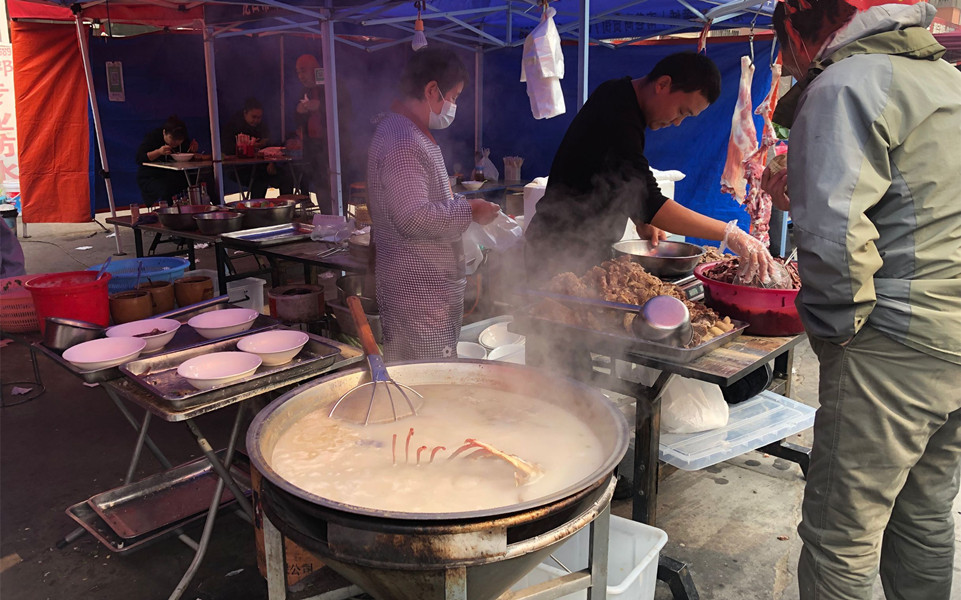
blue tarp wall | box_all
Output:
[85,29,775,246]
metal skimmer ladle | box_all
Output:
[328,295,423,425]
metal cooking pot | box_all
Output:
[230,199,295,229]
[612,239,705,278]
[155,205,217,230]
[193,211,244,235]
[247,361,627,600]
[335,274,377,314]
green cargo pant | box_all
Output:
[800,326,961,600]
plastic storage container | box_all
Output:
[510,515,668,600]
[693,262,803,336]
[183,269,265,313]
[0,275,42,332]
[25,271,112,334]
[87,257,191,294]
[657,390,815,470]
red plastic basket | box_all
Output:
[0,275,43,333]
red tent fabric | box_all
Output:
[11,20,90,223]
[7,0,203,27]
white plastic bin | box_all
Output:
[183,269,266,313]
[510,515,668,599]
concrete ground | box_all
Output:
[1,216,959,600]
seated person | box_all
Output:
[222,97,294,200]
[135,115,217,206]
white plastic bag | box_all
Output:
[483,212,523,251]
[311,214,356,242]
[661,377,729,434]
[463,223,489,275]
[480,148,500,182]
[520,7,565,120]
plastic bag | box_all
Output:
[311,214,356,243]
[463,223,489,275]
[520,7,565,120]
[480,148,499,182]
[661,378,729,434]
[483,212,523,251]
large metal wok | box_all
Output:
[247,361,629,600]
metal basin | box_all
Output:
[230,199,295,229]
[193,211,244,236]
[336,274,377,314]
[155,205,217,230]
[247,361,627,600]
[43,317,105,351]
[612,239,705,278]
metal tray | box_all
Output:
[32,310,280,384]
[120,331,340,406]
[220,222,314,247]
[513,308,748,364]
[89,450,251,539]
[66,452,250,553]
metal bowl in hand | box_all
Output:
[193,211,244,235]
[229,199,295,229]
[155,205,217,230]
[612,239,705,278]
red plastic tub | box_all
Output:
[24,271,112,334]
[693,262,804,336]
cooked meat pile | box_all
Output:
[701,256,801,289]
[698,246,728,264]
[538,256,735,347]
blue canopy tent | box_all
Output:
[12,0,778,254]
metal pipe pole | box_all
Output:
[203,26,225,205]
[279,35,286,142]
[474,48,483,153]
[74,14,124,255]
[577,0,590,111]
[321,12,343,216]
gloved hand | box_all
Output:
[719,220,779,285]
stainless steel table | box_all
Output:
[142,156,305,200]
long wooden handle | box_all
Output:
[346,295,381,357]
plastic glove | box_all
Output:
[719,220,778,285]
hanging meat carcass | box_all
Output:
[742,63,782,245]
[720,56,758,204]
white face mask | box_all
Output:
[428,90,457,130]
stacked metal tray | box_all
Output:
[120,331,340,407]
[220,222,314,247]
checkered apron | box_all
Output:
[368,112,472,362]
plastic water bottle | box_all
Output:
[200,183,210,205]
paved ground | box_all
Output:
[1,217,958,600]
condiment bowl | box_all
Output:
[461,180,484,191]
[106,318,181,353]
[236,330,309,366]
[478,321,523,349]
[456,341,487,360]
[62,337,147,371]
[187,308,259,339]
[177,351,262,390]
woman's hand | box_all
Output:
[761,163,790,212]
[188,139,199,153]
[468,198,499,225]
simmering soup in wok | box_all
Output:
[269,384,605,514]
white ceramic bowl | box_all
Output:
[177,351,263,390]
[478,321,523,349]
[106,318,181,353]
[486,343,525,365]
[461,180,484,191]
[236,330,310,366]
[456,341,487,360]
[171,153,194,162]
[187,308,259,339]
[62,337,147,371]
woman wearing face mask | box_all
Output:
[368,47,500,361]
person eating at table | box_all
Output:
[222,97,294,200]
[135,115,199,207]
[524,52,781,287]
[368,47,499,362]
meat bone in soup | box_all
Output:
[269,384,606,514]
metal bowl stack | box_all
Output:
[230,199,295,229]
[612,240,705,278]
[155,205,218,230]
[193,211,244,235]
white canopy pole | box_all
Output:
[203,25,225,205]
[577,0,590,110]
[474,48,483,154]
[74,14,124,255]
[320,14,343,215]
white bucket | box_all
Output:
[621,168,685,242]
